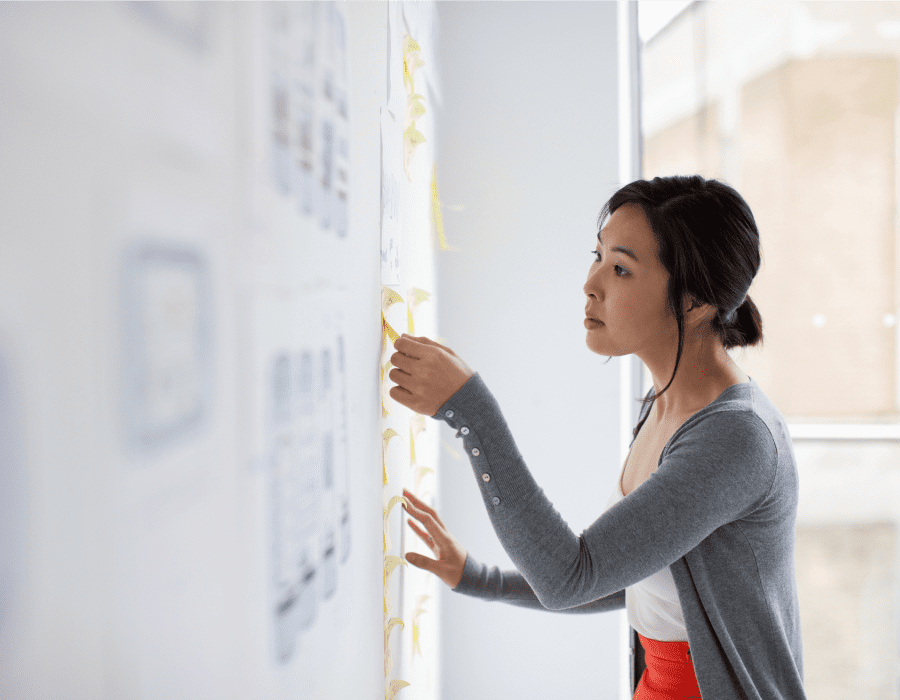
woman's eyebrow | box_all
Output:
[597,232,640,263]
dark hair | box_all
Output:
[596,175,764,441]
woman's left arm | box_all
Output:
[388,335,776,611]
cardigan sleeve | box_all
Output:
[452,551,626,614]
[435,372,777,611]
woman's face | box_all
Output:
[583,203,676,357]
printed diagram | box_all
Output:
[267,331,351,664]
[269,2,348,235]
[120,241,212,455]
[289,1,315,216]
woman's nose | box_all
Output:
[583,267,602,299]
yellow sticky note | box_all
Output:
[402,35,423,94]
[382,428,399,485]
[384,554,407,585]
[382,313,400,354]
[409,413,426,463]
[382,287,404,313]
[384,644,394,678]
[431,164,458,252]
[384,616,405,676]
[441,437,461,460]
[405,93,427,124]
[404,124,426,164]
[383,494,410,553]
[412,594,430,657]
[383,554,407,617]
[414,466,434,494]
[406,287,431,334]
[403,35,421,57]
[386,679,411,700]
[384,616,404,646]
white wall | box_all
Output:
[0,3,394,698]
[433,3,625,699]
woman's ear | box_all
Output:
[684,296,716,328]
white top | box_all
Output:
[605,481,689,642]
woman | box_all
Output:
[388,175,806,700]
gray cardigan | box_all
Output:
[437,373,806,700]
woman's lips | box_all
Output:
[584,317,604,329]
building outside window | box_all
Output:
[639,2,900,697]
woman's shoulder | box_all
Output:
[678,379,789,462]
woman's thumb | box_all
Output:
[405,552,431,570]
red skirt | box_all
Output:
[633,632,703,700]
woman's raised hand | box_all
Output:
[389,335,474,417]
[402,488,468,590]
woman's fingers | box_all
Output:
[405,551,438,573]
[402,488,446,530]
[404,334,456,356]
[401,491,468,591]
[406,517,435,549]
[389,350,416,374]
[404,500,442,542]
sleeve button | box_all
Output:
[445,410,454,418]
[471,448,480,456]
[481,473,491,482]
[460,427,469,435]
[491,496,501,506]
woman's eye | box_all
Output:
[590,249,628,277]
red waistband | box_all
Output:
[637,632,693,664]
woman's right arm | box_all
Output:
[403,489,625,615]
[456,553,626,614]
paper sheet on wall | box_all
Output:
[381,107,402,285]
[401,2,440,107]
[251,290,354,666]
[287,2,316,217]
[386,1,404,119]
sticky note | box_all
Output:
[382,428,399,484]
[403,124,426,177]
[406,287,430,334]
[409,413,426,463]
[430,164,457,251]
[382,286,404,313]
[382,313,400,354]
[402,35,423,93]
[383,554,407,617]
[441,437,461,460]
[405,92,427,123]
[383,494,410,553]
[384,554,407,584]
[386,679,411,700]
[412,594,430,657]
[414,466,434,495]
[384,616,405,676]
